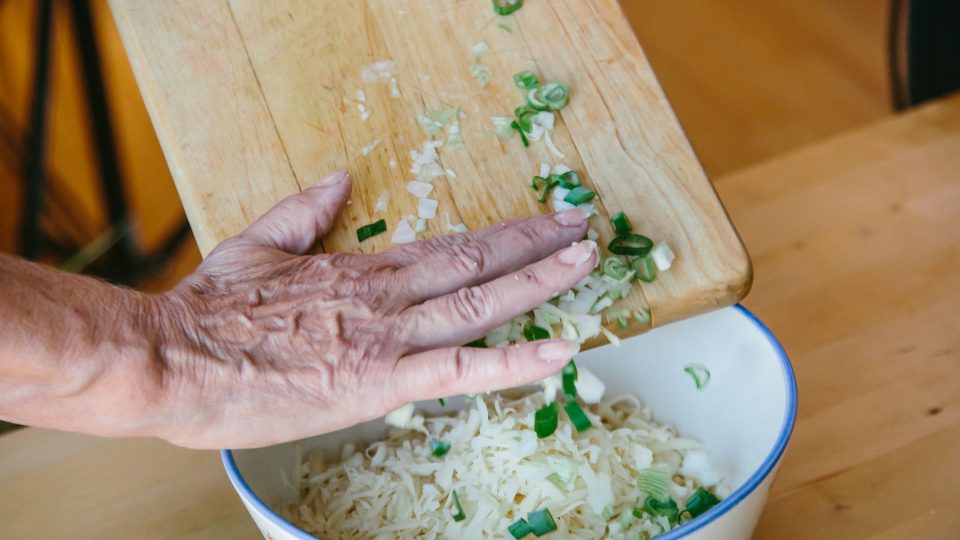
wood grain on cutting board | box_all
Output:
[109,0,750,336]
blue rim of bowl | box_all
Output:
[221,304,798,539]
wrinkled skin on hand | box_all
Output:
[157,170,595,449]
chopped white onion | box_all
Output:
[384,403,415,429]
[392,219,416,244]
[415,218,427,234]
[360,60,395,84]
[355,89,366,102]
[552,164,573,175]
[470,41,490,57]
[544,129,565,159]
[359,138,381,156]
[373,190,389,214]
[389,77,401,98]
[406,181,433,198]
[418,198,438,219]
[574,366,606,403]
[651,242,676,271]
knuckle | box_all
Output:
[451,347,471,383]
[449,285,495,322]
[448,241,487,275]
[517,267,545,288]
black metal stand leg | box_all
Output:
[19,0,54,260]
[67,0,137,269]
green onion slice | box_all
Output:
[534,402,559,438]
[562,361,578,401]
[534,82,570,111]
[525,87,551,111]
[513,70,539,89]
[631,254,657,282]
[523,324,551,342]
[563,186,596,205]
[515,106,540,132]
[430,438,451,457]
[508,518,532,539]
[492,0,523,16]
[563,401,592,432]
[438,397,447,407]
[356,219,387,243]
[464,338,487,348]
[451,489,466,522]
[558,170,581,187]
[610,211,632,235]
[603,255,630,281]
[608,233,654,256]
[683,364,711,390]
[634,308,651,326]
[685,487,721,518]
[634,496,680,525]
[527,508,558,536]
[511,121,530,147]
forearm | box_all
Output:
[0,254,170,438]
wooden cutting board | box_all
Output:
[110,0,750,338]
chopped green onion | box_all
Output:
[438,397,447,407]
[563,401,592,432]
[525,87,550,111]
[634,496,679,525]
[610,211,632,235]
[451,489,466,522]
[511,121,530,146]
[515,106,540,132]
[527,508,558,536]
[356,219,387,242]
[608,233,654,256]
[602,255,630,280]
[492,0,523,16]
[683,364,711,390]
[685,487,720,518]
[464,338,487,348]
[563,186,596,205]
[534,402,559,438]
[532,82,570,111]
[430,438,451,457]
[562,361,578,400]
[636,467,670,500]
[631,254,657,282]
[558,170,581,186]
[513,70,539,89]
[523,324,551,342]
[531,175,558,203]
[508,518,532,539]
[634,308,651,325]
[497,22,513,33]
[616,317,629,330]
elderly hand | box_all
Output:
[155,170,595,448]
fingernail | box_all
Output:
[558,240,596,266]
[538,340,580,363]
[553,207,589,227]
[316,169,348,187]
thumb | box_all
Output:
[386,340,579,404]
[239,169,351,254]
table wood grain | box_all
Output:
[107,0,751,338]
[3,93,958,539]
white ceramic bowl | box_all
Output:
[223,305,796,539]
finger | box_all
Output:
[396,208,589,302]
[382,216,528,266]
[237,169,351,254]
[403,240,597,349]
[388,339,579,402]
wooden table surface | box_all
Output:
[3,92,958,539]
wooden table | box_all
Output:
[3,92,958,538]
